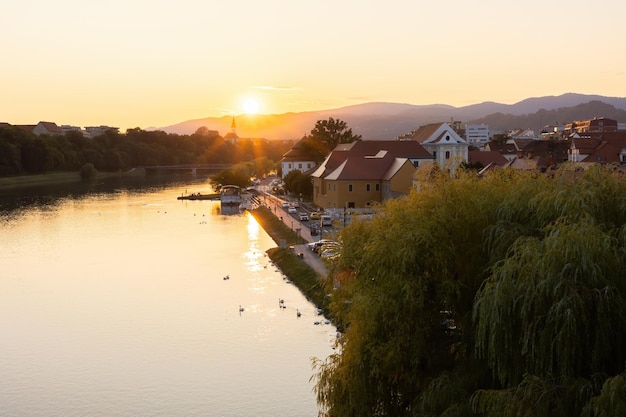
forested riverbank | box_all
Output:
[0,125,290,177]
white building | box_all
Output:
[465,124,490,147]
[410,123,469,175]
[281,137,316,178]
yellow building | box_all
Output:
[311,140,433,210]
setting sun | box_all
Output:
[243,98,260,115]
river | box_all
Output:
[0,175,336,417]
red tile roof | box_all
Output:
[570,138,602,153]
[468,151,509,167]
[312,140,432,179]
[38,121,62,133]
[325,153,407,181]
[585,140,626,164]
[407,123,442,143]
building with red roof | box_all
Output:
[310,140,433,210]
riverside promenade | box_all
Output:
[256,191,328,278]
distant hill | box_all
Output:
[471,100,626,133]
[155,93,626,140]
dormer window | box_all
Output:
[446,135,450,141]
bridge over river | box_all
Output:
[143,164,232,175]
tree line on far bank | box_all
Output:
[0,126,293,177]
[314,165,626,417]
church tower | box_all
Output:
[224,116,239,144]
[568,138,580,162]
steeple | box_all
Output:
[568,138,579,162]
[224,115,239,144]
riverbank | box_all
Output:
[0,169,144,191]
[250,206,331,316]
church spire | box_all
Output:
[224,115,239,144]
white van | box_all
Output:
[320,214,332,227]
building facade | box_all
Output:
[465,124,490,147]
[408,123,469,174]
[281,137,317,178]
[310,140,434,210]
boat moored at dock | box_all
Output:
[220,185,242,206]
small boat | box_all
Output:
[220,185,242,206]
[223,275,230,280]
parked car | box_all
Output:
[299,212,309,221]
[308,239,333,252]
[320,214,332,227]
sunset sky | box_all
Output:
[3,0,626,131]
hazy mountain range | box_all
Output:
[155,93,626,140]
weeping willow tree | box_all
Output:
[312,165,626,417]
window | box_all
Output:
[298,163,302,169]
[433,151,437,159]
[445,151,450,159]
[288,163,292,169]
[348,202,355,208]
[366,184,371,192]
[375,184,380,191]
[348,184,353,192]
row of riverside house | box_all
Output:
[281,118,626,214]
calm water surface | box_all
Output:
[0,177,336,417]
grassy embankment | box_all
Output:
[250,205,330,313]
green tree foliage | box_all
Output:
[283,169,313,199]
[209,160,258,189]
[20,137,51,173]
[0,126,291,176]
[313,166,626,417]
[301,118,362,162]
[80,163,97,179]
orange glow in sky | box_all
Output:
[2,0,626,131]
[243,98,260,115]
